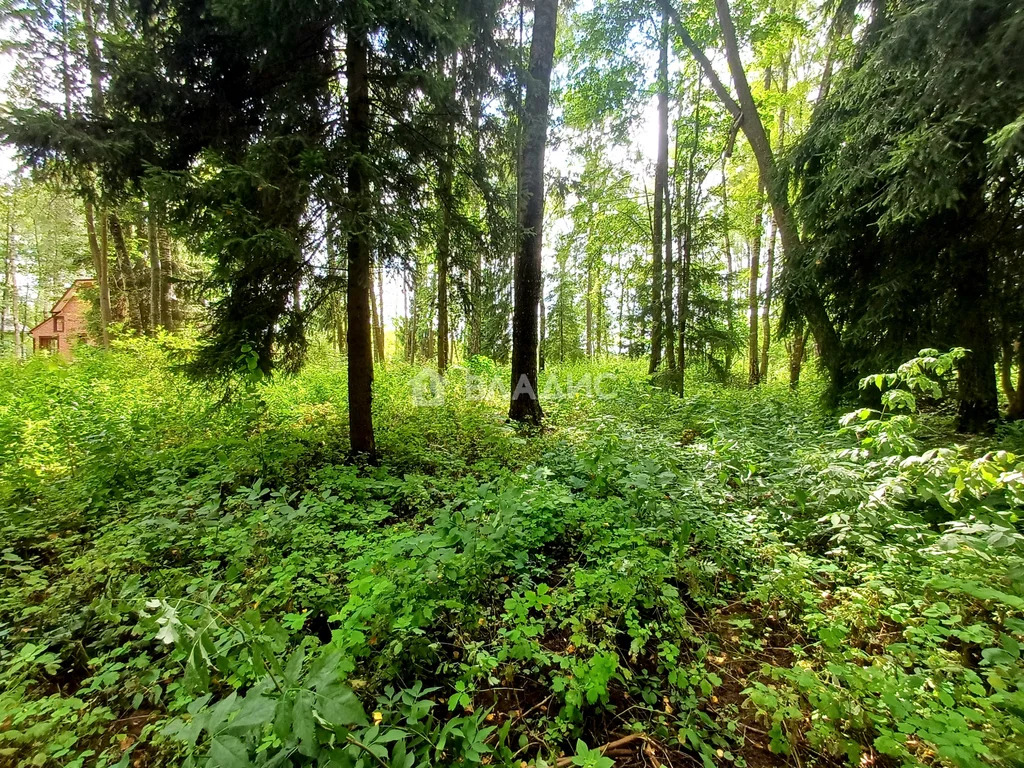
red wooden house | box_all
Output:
[28,280,94,356]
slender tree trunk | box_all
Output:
[1,215,7,353]
[59,0,73,118]
[345,21,376,458]
[721,156,733,376]
[109,213,142,331]
[748,208,762,386]
[84,201,110,346]
[158,227,173,329]
[369,268,383,365]
[679,75,701,395]
[539,274,546,371]
[761,50,788,382]
[82,0,105,116]
[437,144,452,374]
[760,217,776,380]
[665,0,844,391]
[436,59,455,374]
[616,251,625,353]
[471,251,481,356]
[664,170,676,370]
[409,267,419,363]
[586,259,593,357]
[953,240,998,432]
[1002,339,1024,420]
[5,206,21,358]
[148,204,162,332]
[509,0,557,424]
[788,324,807,389]
[649,15,669,374]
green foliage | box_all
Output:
[2,345,1024,768]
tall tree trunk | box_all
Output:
[585,258,593,357]
[761,50,789,382]
[5,206,20,358]
[509,0,557,425]
[539,273,546,371]
[84,201,110,347]
[158,227,173,329]
[678,75,701,395]
[401,268,413,364]
[1001,339,1024,420]
[664,0,844,392]
[58,0,73,118]
[760,217,776,380]
[148,204,162,332]
[437,122,452,374]
[345,21,376,458]
[747,209,762,386]
[788,323,807,389]
[369,268,384,365]
[648,15,669,375]
[748,67,772,387]
[109,213,143,331]
[616,251,625,353]
[471,252,481,356]
[82,0,105,117]
[664,169,676,370]
[953,241,998,432]
[436,57,455,373]
[721,156,733,375]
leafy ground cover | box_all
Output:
[2,342,1023,768]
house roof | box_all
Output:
[51,279,94,315]
[28,279,94,335]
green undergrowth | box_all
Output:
[1,341,1023,768]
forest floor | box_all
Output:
[1,339,1023,768]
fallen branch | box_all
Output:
[555,733,646,767]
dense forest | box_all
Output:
[1,0,1023,766]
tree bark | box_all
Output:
[664,0,844,391]
[157,226,173,329]
[760,216,776,380]
[84,201,110,346]
[346,22,376,458]
[5,205,21,358]
[81,0,106,117]
[369,268,383,364]
[509,0,557,425]
[539,273,546,371]
[721,156,733,376]
[648,15,669,374]
[109,212,143,331]
[788,323,808,389]
[1001,339,1024,421]
[761,48,790,382]
[953,242,998,432]
[678,74,702,395]
[664,165,676,370]
[437,105,453,374]
[585,257,593,357]
[148,204,162,332]
[748,206,762,386]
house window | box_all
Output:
[54,316,65,332]
[40,337,58,352]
